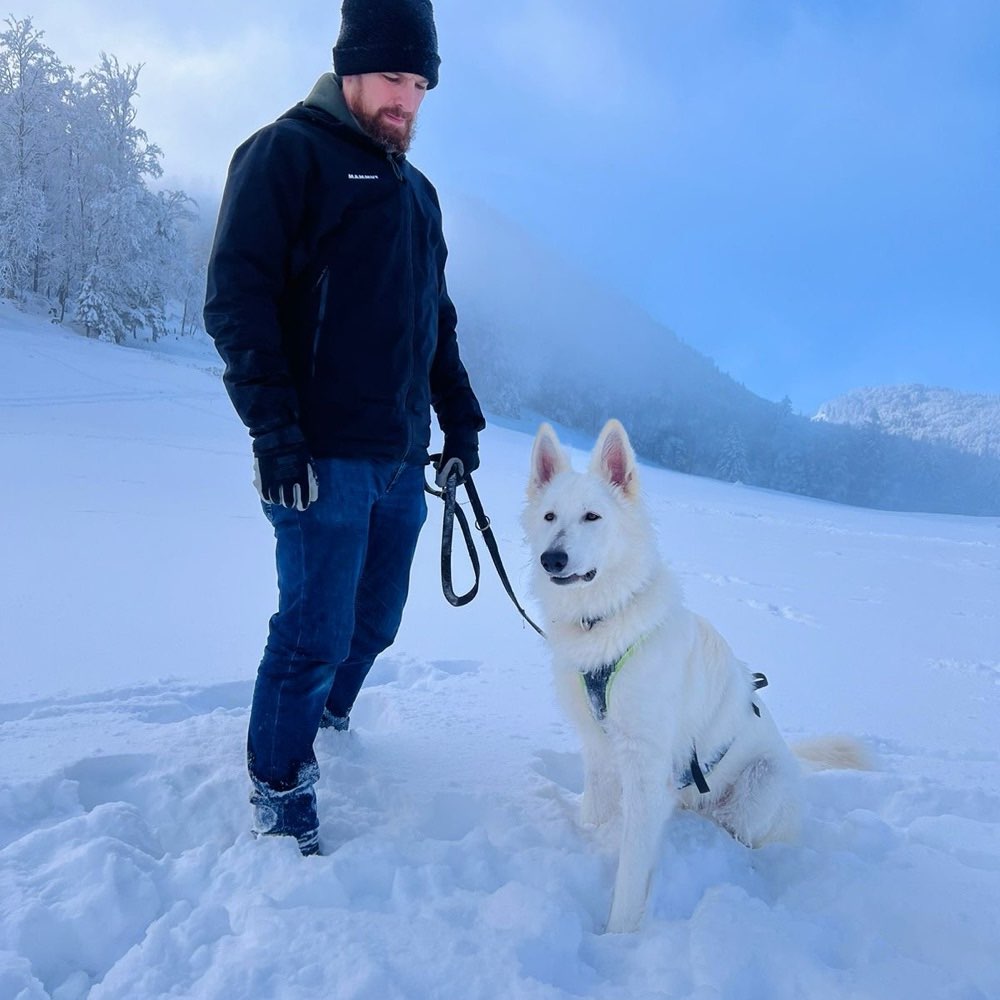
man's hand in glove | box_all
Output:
[435,434,480,489]
[253,428,319,511]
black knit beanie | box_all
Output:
[333,0,440,89]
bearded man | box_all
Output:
[204,0,484,855]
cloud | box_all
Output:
[140,26,319,189]
[466,0,662,120]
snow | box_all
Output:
[1,300,999,999]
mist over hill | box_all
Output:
[443,193,1000,517]
[815,385,1000,461]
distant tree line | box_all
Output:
[0,16,208,342]
[459,311,1000,517]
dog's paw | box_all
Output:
[604,905,642,934]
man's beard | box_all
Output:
[353,105,417,155]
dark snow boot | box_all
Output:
[250,778,320,856]
[318,708,350,732]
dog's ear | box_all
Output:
[529,423,569,496]
[591,419,639,499]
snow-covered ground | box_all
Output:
[1,301,998,999]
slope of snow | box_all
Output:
[2,302,998,999]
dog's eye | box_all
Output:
[583,512,601,522]
[543,511,556,522]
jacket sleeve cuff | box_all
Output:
[442,429,481,456]
[252,424,307,455]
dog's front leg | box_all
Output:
[580,732,620,828]
[555,669,621,827]
[605,753,673,934]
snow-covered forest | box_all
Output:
[0,16,207,343]
[816,384,1000,461]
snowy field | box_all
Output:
[1,301,998,999]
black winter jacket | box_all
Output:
[204,76,484,464]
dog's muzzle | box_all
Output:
[541,546,596,585]
[549,569,597,586]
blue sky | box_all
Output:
[19,0,1000,413]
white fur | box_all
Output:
[523,420,865,933]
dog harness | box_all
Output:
[580,641,643,722]
[580,649,768,795]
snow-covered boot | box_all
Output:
[318,708,350,732]
[250,778,320,856]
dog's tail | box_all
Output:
[791,735,872,772]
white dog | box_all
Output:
[523,419,866,933]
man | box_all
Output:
[204,0,485,855]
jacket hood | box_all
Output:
[302,73,367,138]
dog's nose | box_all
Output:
[541,548,568,575]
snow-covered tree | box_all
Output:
[716,423,751,483]
[0,16,71,299]
[0,178,45,297]
[0,20,205,337]
[175,213,212,337]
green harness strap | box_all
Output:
[579,640,643,721]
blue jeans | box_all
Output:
[248,457,427,792]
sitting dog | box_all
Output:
[523,419,866,933]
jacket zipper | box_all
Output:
[387,151,403,181]
[310,267,330,382]
[391,152,416,464]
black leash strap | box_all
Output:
[426,459,545,637]
[688,750,711,795]
[682,674,769,794]
[437,468,480,607]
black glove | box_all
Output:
[253,428,319,511]
[435,433,480,488]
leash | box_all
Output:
[425,457,545,637]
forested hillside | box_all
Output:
[815,385,1000,461]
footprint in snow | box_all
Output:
[531,749,583,795]
[742,598,818,627]
[928,657,1000,685]
[0,679,252,726]
[62,754,157,811]
[417,790,486,842]
[363,655,481,689]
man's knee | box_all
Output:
[260,625,352,677]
